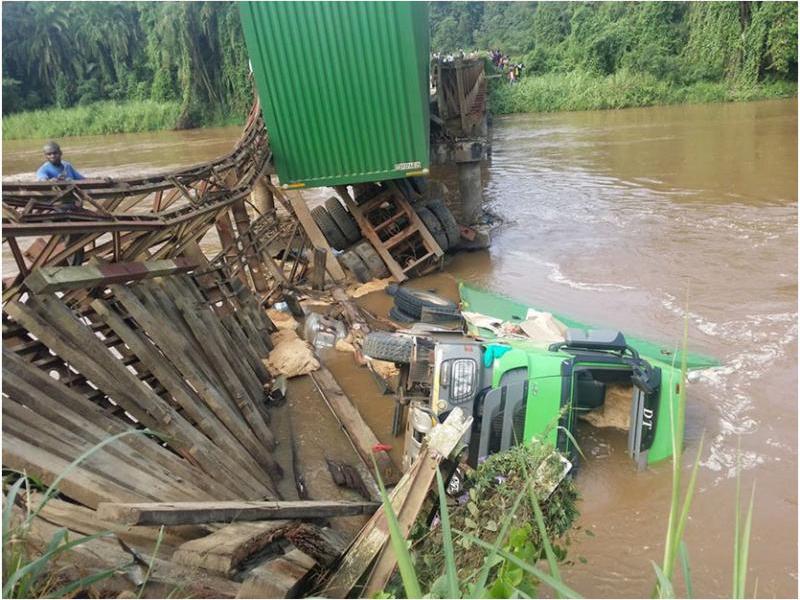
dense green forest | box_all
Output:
[2,1,797,138]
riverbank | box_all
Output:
[489,69,797,114]
[2,100,245,141]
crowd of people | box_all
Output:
[490,49,524,84]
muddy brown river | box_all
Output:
[3,98,796,597]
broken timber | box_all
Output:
[323,408,472,597]
[309,365,400,487]
[98,500,380,526]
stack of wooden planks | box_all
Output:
[3,269,280,502]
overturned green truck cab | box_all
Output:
[402,328,683,472]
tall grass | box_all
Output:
[489,70,797,115]
[2,101,183,140]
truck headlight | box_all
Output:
[449,358,476,402]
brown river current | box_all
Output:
[3,98,797,597]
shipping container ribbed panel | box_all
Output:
[239,1,430,189]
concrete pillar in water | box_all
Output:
[251,174,274,214]
[457,160,482,225]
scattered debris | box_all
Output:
[348,277,394,298]
[267,307,300,331]
[323,408,472,597]
[264,329,320,378]
[326,459,373,501]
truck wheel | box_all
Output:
[427,199,461,249]
[394,286,459,320]
[389,306,417,324]
[415,206,449,252]
[325,196,361,244]
[338,249,371,283]
[311,206,348,250]
[363,331,414,363]
[353,240,389,279]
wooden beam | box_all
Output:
[309,366,400,487]
[97,500,380,526]
[173,521,292,575]
[285,192,346,282]
[23,258,197,293]
[324,408,472,598]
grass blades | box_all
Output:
[732,462,756,599]
[651,562,675,599]
[678,541,693,598]
[372,455,422,599]
[435,468,460,599]
[455,530,582,599]
[137,526,166,599]
[2,428,152,598]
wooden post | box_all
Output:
[285,193,347,282]
[312,247,327,290]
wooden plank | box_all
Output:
[19,509,242,598]
[2,434,147,509]
[163,276,277,452]
[109,283,280,489]
[286,192,346,281]
[2,401,189,503]
[237,548,316,599]
[312,246,327,290]
[4,295,260,499]
[1,345,234,500]
[98,500,380,526]
[324,408,472,597]
[309,366,400,486]
[173,520,292,575]
[90,297,276,493]
[33,494,208,557]
[23,258,196,294]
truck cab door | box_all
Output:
[627,358,665,469]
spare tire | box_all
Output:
[415,206,449,252]
[311,206,348,250]
[363,331,414,363]
[325,196,361,244]
[427,199,461,249]
[393,287,459,320]
[353,240,389,279]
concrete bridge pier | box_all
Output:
[454,140,486,225]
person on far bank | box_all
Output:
[36,141,84,181]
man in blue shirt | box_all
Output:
[36,141,84,181]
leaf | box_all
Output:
[435,468,459,600]
[652,561,675,598]
[465,517,478,529]
[372,455,421,599]
[467,501,480,517]
[485,520,498,532]
[678,541,692,599]
[457,529,582,599]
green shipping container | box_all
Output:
[239,1,430,189]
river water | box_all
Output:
[3,98,796,597]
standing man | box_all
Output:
[36,141,84,181]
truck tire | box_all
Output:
[338,249,371,283]
[363,331,414,363]
[325,196,360,244]
[393,287,459,319]
[353,240,389,279]
[389,306,417,324]
[427,199,461,249]
[311,206,348,251]
[415,206,449,252]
